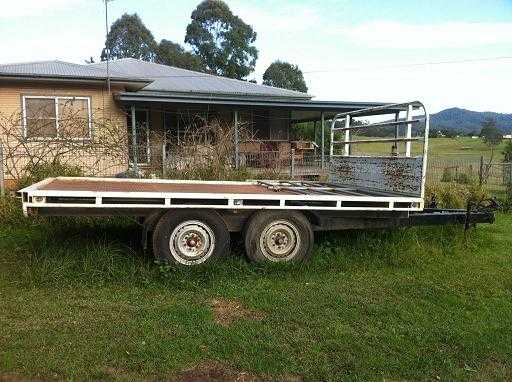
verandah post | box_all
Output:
[234,110,240,169]
[321,111,325,169]
[0,142,5,197]
[130,105,139,176]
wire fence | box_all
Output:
[1,145,511,199]
[427,155,512,196]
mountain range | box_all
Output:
[430,108,512,135]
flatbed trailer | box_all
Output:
[18,102,494,265]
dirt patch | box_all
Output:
[0,372,58,382]
[172,361,261,382]
[470,358,512,381]
[210,298,266,327]
[171,361,303,382]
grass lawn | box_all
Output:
[348,137,509,161]
[1,210,511,381]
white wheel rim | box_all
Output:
[169,220,216,265]
[259,220,301,262]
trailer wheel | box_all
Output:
[152,209,229,266]
[244,211,313,262]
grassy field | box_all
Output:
[1,206,511,381]
[347,136,510,161]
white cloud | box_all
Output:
[1,0,87,18]
[307,60,512,113]
[338,21,512,49]
[231,2,322,33]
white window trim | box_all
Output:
[22,95,92,141]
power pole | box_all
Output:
[104,0,112,95]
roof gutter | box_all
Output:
[115,92,389,110]
[0,74,151,89]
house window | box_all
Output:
[23,96,92,139]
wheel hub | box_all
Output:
[170,220,215,264]
[260,220,301,261]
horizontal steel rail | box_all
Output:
[332,118,425,132]
[333,101,423,118]
[331,137,423,145]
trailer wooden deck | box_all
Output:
[37,178,289,195]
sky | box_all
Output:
[0,0,511,113]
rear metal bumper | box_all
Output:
[408,208,495,226]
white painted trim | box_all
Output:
[22,95,92,140]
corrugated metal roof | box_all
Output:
[0,60,147,82]
[89,58,311,99]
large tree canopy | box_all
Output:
[156,40,205,72]
[185,0,258,79]
[101,13,157,62]
[263,61,308,93]
[480,118,502,147]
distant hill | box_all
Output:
[431,108,512,135]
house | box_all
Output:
[0,58,383,188]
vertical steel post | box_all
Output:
[344,115,351,156]
[130,105,139,176]
[0,142,5,197]
[234,110,240,169]
[329,119,334,157]
[405,104,413,157]
[321,111,325,169]
[392,111,400,156]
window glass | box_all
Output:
[58,98,89,138]
[25,98,57,138]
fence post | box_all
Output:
[320,112,325,169]
[290,149,295,178]
[0,142,5,197]
[479,155,484,185]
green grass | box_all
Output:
[1,210,511,381]
[345,136,508,161]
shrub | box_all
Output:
[440,167,475,185]
[17,161,83,190]
[441,167,453,182]
[454,172,475,185]
[425,183,489,209]
[0,196,25,226]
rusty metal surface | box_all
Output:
[39,179,290,195]
[329,156,423,196]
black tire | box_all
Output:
[244,211,313,263]
[152,209,230,266]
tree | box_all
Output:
[262,61,308,93]
[480,118,502,147]
[503,139,512,162]
[185,0,258,79]
[156,40,205,72]
[101,13,157,62]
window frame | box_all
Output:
[22,95,92,141]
